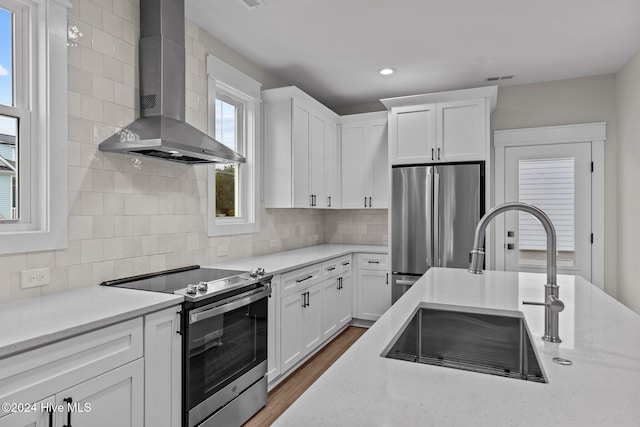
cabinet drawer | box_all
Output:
[321,255,352,280]
[281,263,322,297]
[0,318,143,415]
[357,253,388,271]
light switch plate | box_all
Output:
[21,268,50,289]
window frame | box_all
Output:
[207,55,261,236]
[0,0,68,253]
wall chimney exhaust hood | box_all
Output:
[99,0,245,164]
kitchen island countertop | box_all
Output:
[274,267,640,426]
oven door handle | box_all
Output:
[189,288,271,324]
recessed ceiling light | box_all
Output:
[379,68,396,76]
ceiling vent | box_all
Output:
[487,75,515,82]
[240,0,266,8]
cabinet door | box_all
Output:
[391,104,436,165]
[357,270,390,321]
[337,273,353,328]
[144,307,181,427]
[267,276,280,382]
[55,359,144,427]
[321,277,339,341]
[292,102,312,207]
[309,114,326,207]
[341,125,366,208]
[368,122,388,208]
[0,396,54,427]
[436,99,486,161]
[324,122,337,208]
[302,284,322,354]
[280,292,304,373]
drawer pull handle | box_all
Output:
[296,275,313,283]
[327,267,336,271]
[342,262,350,266]
[368,261,380,264]
[63,397,72,427]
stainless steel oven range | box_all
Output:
[101,265,272,427]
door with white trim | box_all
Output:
[503,143,592,281]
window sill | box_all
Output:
[208,220,260,237]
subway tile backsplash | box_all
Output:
[0,0,387,303]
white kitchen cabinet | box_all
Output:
[354,253,390,321]
[383,86,497,165]
[264,86,339,209]
[144,307,181,427]
[0,318,144,425]
[302,284,322,353]
[280,291,304,373]
[436,99,486,162]
[321,276,339,340]
[267,275,281,382]
[321,255,353,340]
[340,112,388,209]
[0,396,54,427]
[53,359,144,427]
[336,273,353,328]
[280,281,322,374]
[390,104,437,164]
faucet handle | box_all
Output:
[523,295,564,313]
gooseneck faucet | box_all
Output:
[468,202,564,343]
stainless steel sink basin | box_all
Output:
[383,307,546,383]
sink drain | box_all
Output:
[552,357,573,366]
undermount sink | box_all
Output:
[383,306,547,383]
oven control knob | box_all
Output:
[249,270,258,278]
[197,281,208,292]
[186,284,197,295]
[257,267,265,276]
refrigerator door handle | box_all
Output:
[426,167,434,268]
[433,168,440,267]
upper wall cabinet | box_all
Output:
[264,86,340,209]
[382,86,497,165]
[340,112,389,209]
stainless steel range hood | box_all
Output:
[99,0,245,164]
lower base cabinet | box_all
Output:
[144,307,182,427]
[54,359,144,427]
[321,273,352,340]
[0,306,182,427]
[357,270,390,321]
[280,282,322,373]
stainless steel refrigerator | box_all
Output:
[391,163,484,303]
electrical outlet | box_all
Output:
[270,239,278,248]
[21,268,50,289]
[217,245,228,257]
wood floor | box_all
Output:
[243,326,367,427]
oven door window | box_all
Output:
[187,295,267,407]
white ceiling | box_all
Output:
[185,0,640,109]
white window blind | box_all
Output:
[518,158,575,251]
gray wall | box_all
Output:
[491,74,619,298]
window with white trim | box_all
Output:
[207,55,261,236]
[0,0,68,253]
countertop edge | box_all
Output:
[0,290,183,359]
[205,244,388,276]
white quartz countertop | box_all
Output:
[0,286,183,358]
[205,244,387,275]
[274,268,640,426]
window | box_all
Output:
[214,95,243,218]
[207,55,261,236]
[0,0,68,253]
